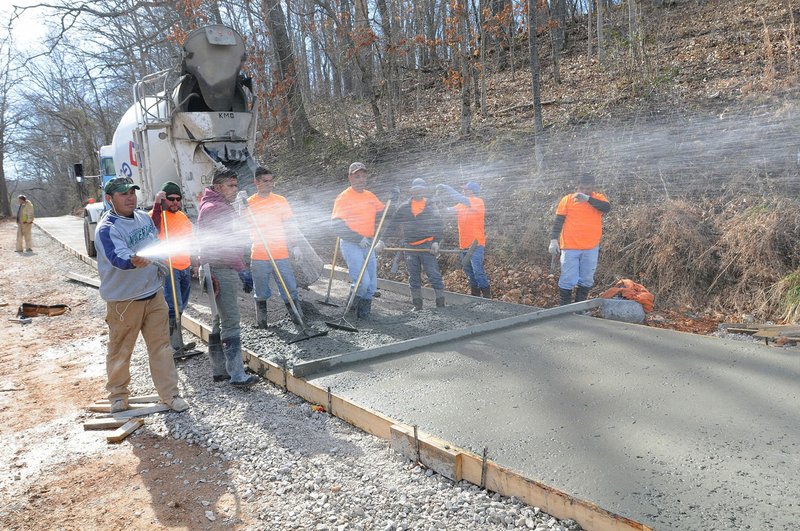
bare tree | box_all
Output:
[528,0,543,136]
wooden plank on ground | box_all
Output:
[66,271,101,288]
[753,325,800,339]
[83,418,128,431]
[95,395,160,405]
[95,404,170,419]
[88,402,160,413]
[106,418,144,443]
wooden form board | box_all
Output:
[47,230,649,531]
[84,418,128,431]
[66,271,101,288]
[107,418,144,443]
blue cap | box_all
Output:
[411,178,428,191]
[464,181,480,193]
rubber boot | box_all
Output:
[470,285,481,296]
[169,317,183,352]
[575,285,590,303]
[559,288,573,306]
[208,333,229,382]
[255,299,268,329]
[222,336,258,388]
[480,286,491,299]
[435,289,445,308]
[357,297,371,319]
[285,298,303,325]
[411,288,423,312]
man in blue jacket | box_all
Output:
[95,177,188,414]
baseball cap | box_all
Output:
[104,177,140,195]
[348,162,367,175]
[410,178,428,191]
[464,181,480,193]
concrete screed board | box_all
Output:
[308,314,800,530]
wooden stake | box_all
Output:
[327,386,333,415]
[480,447,488,489]
[414,425,421,465]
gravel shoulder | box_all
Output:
[0,219,581,531]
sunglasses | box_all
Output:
[166,195,182,201]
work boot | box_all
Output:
[110,398,128,413]
[208,333,229,382]
[222,336,258,388]
[412,298,423,311]
[357,297,372,319]
[559,288,573,306]
[285,298,304,326]
[255,299,268,329]
[480,286,491,299]
[470,285,481,296]
[435,289,445,308]
[575,285,590,303]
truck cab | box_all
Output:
[83,145,116,257]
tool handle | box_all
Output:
[324,237,340,302]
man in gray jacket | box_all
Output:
[95,177,189,413]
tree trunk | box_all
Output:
[596,0,605,63]
[457,0,472,136]
[353,0,385,134]
[262,0,317,147]
[376,0,396,130]
[528,0,543,135]
[587,0,593,57]
[548,0,561,83]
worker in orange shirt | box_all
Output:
[549,173,611,305]
[331,162,386,319]
[151,181,197,355]
[247,166,304,328]
[436,181,491,298]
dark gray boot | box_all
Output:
[559,288,573,306]
[357,297,372,319]
[285,298,303,325]
[575,285,590,303]
[480,286,491,299]
[169,317,183,351]
[208,333,229,382]
[411,288,423,312]
[470,285,481,296]
[222,336,258,388]
[255,299,268,329]
[435,289,445,308]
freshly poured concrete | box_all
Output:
[309,315,800,530]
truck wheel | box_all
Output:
[84,217,97,257]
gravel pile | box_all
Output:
[127,349,582,530]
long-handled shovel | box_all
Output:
[326,200,392,333]
[160,200,199,358]
[239,193,327,344]
[319,237,341,307]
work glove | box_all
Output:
[291,246,302,261]
[239,269,254,294]
[549,239,560,255]
[430,242,440,256]
[374,240,385,254]
[359,237,371,249]
[574,192,590,203]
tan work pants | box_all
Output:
[105,291,180,403]
[16,223,32,251]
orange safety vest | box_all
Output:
[331,187,385,238]
[454,196,486,248]
[156,210,193,270]
[247,193,293,261]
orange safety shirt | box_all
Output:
[408,198,434,245]
[155,209,193,270]
[248,193,293,260]
[555,192,609,250]
[331,187,385,238]
[454,196,486,248]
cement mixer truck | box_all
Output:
[83,24,257,257]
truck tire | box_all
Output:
[84,216,97,257]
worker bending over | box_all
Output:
[331,162,386,319]
[95,177,188,413]
[150,181,196,356]
[436,182,491,298]
[197,168,258,388]
[248,166,304,328]
[549,173,611,305]
[391,178,446,310]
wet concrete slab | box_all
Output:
[308,315,800,530]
